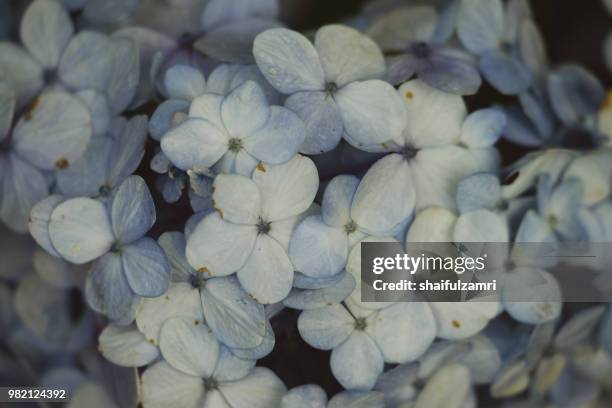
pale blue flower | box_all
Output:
[281,384,385,408]
[254,24,407,154]
[298,298,436,390]
[346,80,502,233]
[366,5,481,95]
[0,0,139,113]
[1,85,92,233]
[186,156,318,304]
[457,0,532,95]
[34,175,170,322]
[140,316,286,408]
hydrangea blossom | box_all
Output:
[140,317,286,408]
[30,176,170,322]
[366,5,482,94]
[254,24,406,154]
[186,156,318,303]
[0,85,92,233]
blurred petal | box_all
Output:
[164,65,206,101]
[106,37,140,115]
[13,91,92,171]
[456,173,501,213]
[460,108,506,147]
[367,6,437,51]
[415,364,471,408]
[430,301,498,340]
[0,43,43,108]
[419,53,481,95]
[457,0,503,54]
[20,0,73,68]
[58,31,113,91]
[480,50,532,95]
[1,154,48,233]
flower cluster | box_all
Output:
[2,0,612,406]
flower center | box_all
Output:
[256,218,271,234]
[354,317,367,331]
[43,68,58,85]
[190,273,206,289]
[228,138,243,153]
[401,145,419,160]
[110,242,121,253]
[344,220,357,234]
[203,377,218,391]
[325,82,339,96]
[411,42,430,59]
[99,184,112,197]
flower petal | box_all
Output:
[1,154,48,234]
[322,175,360,228]
[281,384,327,408]
[454,210,509,242]
[457,0,503,54]
[106,37,140,115]
[456,173,501,214]
[297,303,354,350]
[200,276,267,349]
[0,83,15,142]
[283,272,355,310]
[149,100,190,141]
[13,91,92,171]
[85,252,137,321]
[28,195,65,257]
[399,79,466,147]
[284,91,343,154]
[98,324,159,367]
[315,25,385,86]
[414,364,471,408]
[159,316,220,378]
[331,331,384,390]
[221,80,270,138]
[366,6,437,51]
[460,108,506,148]
[164,65,206,101]
[254,28,325,93]
[243,106,305,164]
[136,282,202,345]
[253,155,319,222]
[219,367,286,408]
[419,52,481,96]
[49,197,114,264]
[479,50,532,95]
[111,175,155,244]
[186,212,257,276]
[430,301,499,340]
[0,43,43,108]
[336,80,407,147]
[406,207,457,242]
[121,238,170,297]
[20,0,74,69]
[351,154,415,234]
[58,31,114,91]
[289,215,348,278]
[141,362,205,408]
[371,303,436,363]
[161,118,228,171]
[237,234,294,304]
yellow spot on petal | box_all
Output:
[602,90,612,110]
[381,142,388,149]
[23,97,40,121]
[215,207,224,219]
[256,162,266,172]
[452,320,461,328]
[404,91,414,101]
[55,157,69,170]
[148,338,155,345]
[194,320,200,325]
